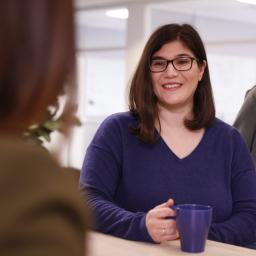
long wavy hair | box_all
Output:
[129,23,215,143]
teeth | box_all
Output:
[163,84,181,88]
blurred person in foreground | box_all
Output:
[0,0,88,255]
[234,85,256,165]
[80,23,256,247]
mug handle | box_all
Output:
[168,205,178,220]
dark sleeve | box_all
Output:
[80,116,153,242]
[209,130,256,246]
[233,90,256,164]
[0,142,87,256]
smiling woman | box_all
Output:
[80,23,256,247]
[129,24,214,143]
[150,41,206,127]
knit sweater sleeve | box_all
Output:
[208,129,256,245]
[80,115,153,242]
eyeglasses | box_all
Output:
[150,56,198,73]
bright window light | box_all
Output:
[237,0,256,5]
[106,8,129,19]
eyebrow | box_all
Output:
[151,53,193,60]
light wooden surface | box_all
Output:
[88,231,256,256]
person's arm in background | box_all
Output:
[0,137,87,256]
[233,85,256,165]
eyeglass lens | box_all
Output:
[150,57,194,72]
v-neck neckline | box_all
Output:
[157,127,209,162]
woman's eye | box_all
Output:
[175,58,190,65]
[152,60,166,66]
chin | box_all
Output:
[163,98,183,106]
[159,98,191,109]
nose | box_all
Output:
[165,62,178,76]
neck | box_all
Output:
[156,102,193,130]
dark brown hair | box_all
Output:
[129,23,215,143]
[0,0,76,134]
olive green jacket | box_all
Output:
[0,136,87,256]
[233,85,256,165]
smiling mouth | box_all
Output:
[162,83,182,89]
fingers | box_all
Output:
[156,219,177,234]
[150,218,176,231]
[158,221,179,241]
[166,198,175,207]
[146,218,178,243]
[152,199,176,218]
[148,207,175,219]
[146,199,178,243]
[155,198,174,209]
[162,229,180,241]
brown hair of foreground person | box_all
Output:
[0,0,76,133]
[0,1,88,255]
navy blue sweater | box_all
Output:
[80,112,256,245]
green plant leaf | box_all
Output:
[72,116,82,126]
[37,130,51,142]
[24,91,82,145]
[44,120,62,131]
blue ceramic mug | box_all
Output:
[174,204,212,253]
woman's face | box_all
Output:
[150,40,206,112]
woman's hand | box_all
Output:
[145,198,179,243]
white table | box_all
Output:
[87,231,256,256]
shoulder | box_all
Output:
[208,119,253,164]
[209,118,243,141]
[238,85,256,110]
[0,136,87,253]
[0,136,85,206]
[233,86,256,130]
[210,118,235,132]
[241,85,256,108]
[245,85,256,99]
[89,112,138,152]
[96,111,137,135]
[102,111,137,126]
[0,136,55,170]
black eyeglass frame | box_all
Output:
[149,56,199,73]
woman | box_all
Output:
[80,24,256,246]
[0,1,87,255]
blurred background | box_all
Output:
[57,0,256,169]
